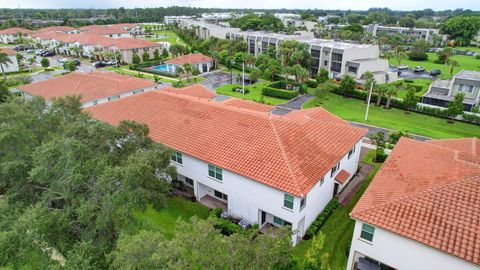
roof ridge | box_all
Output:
[268,117,303,196]
[352,172,475,218]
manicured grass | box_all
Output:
[133,196,210,239]
[215,80,288,105]
[303,92,480,139]
[144,30,187,46]
[293,151,382,270]
[395,78,432,99]
[454,46,480,53]
[389,52,480,79]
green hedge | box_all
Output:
[305,79,318,88]
[304,199,339,239]
[5,69,30,75]
[262,86,298,99]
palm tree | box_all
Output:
[384,84,398,109]
[375,84,386,107]
[395,51,408,69]
[0,52,13,80]
[362,71,375,103]
[182,63,193,81]
[449,60,459,77]
[440,47,453,65]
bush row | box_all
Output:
[130,65,179,78]
[262,87,298,100]
[304,199,339,239]
[209,208,259,236]
[330,86,480,125]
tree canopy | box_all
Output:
[443,16,480,46]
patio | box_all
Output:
[199,194,227,210]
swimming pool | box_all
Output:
[151,64,175,73]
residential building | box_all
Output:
[79,23,141,38]
[164,15,196,25]
[174,18,241,39]
[422,70,480,112]
[165,53,214,74]
[0,48,20,73]
[318,15,340,24]
[35,26,81,34]
[17,71,157,108]
[274,13,302,28]
[85,85,367,244]
[0,27,32,44]
[227,31,397,83]
[347,137,480,270]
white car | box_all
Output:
[58,58,68,63]
[398,64,408,70]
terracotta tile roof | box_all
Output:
[18,71,155,103]
[351,137,480,265]
[166,53,213,65]
[163,84,216,99]
[110,38,160,50]
[85,87,366,196]
[0,27,32,34]
[335,169,350,184]
[0,48,16,56]
[221,98,275,112]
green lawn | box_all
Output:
[215,80,288,105]
[144,30,187,46]
[303,92,480,139]
[389,52,480,79]
[133,196,210,239]
[454,46,480,53]
[293,151,382,270]
[395,78,432,99]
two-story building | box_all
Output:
[0,48,20,73]
[226,31,397,84]
[422,70,480,112]
[17,71,158,108]
[164,53,214,74]
[0,27,32,44]
[86,85,367,244]
[347,137,480,270]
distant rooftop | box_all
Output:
[455,70,480,81]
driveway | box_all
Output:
[276,94,314,110]
[200,71,235,90]
[390,67,438,80]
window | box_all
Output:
[132,49,138,53]
[92,100,98,106]
[171,151,183,164]
[300,196,306,210]
[348,66,358,74]
[133,89,144,95]
[360,223,375,242]
[214,190,228,200]
[348,146,356,159]
[330,62,342,72]
[324,60,328,66]
[330,162,340,177]
[143,48,149,52]
[284,193,294,210]
[208,164,222,181]
[273,216,292,226]
[319,177,324,186]
[458,84,474,94]
[331,53,343,62]
[108,95,120,102]
[185,177,193,186]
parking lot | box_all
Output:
[390,66,439,80]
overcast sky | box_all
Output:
[1,0,478,10]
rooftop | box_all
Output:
[86,86,366,196]
[165,53,213,65]
[0,48,16,56]
[351,137,480,265]
[455,70,480,81]
[17,71,155,103]
[0,27,33,34]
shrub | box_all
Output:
[305,79,318,88]
[404,79,414,83]
[213,217,243,236]
[210,208,223,218]
[304,199,339,239]
[232,86,250,94]
[408,84,423,92]
[375,147,388,163]
[476,55,480,59]
[262,87,298,99]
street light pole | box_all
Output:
[242,62,245,95]
[365,80,374,121]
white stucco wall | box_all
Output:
[172,139,362,243]
[0,55,19,73]
[347,220,479,270]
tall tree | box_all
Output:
[447,93,465,122]
[448,59,459,76]
[0,52,13,80]
[338,75,356,98]
[384,84,398,109]
[403,86,418,112]
[443,16,480,46]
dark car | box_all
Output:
[430,69,441,76]
[13,45,26,51]
[92,61,106,68]
[41,51,55,57]
[72,59,81,66]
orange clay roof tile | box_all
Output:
[352,137,480,265]
[86,87,366,196]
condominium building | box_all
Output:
[174,18,241,39]
[0,48,19,73]
[422,70,480,112]
[347,137,480,270]
[86,85,367,245]
[0,27,32,44]
[227,31,397,83]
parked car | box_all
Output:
[58,58,68,63]
[430,69,441,76]
[106,60,118,66]
[413,66,426,72]
[92,61,106,68]
[72,59,81,66]
[35,49,46,55]
[426,48,436,53]
[41,51,55,57]
[398,64,409,70]
[466,51,477,56]
[26,49,35,53]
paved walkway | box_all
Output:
[276,94,314,110]
[337,147,374,205]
